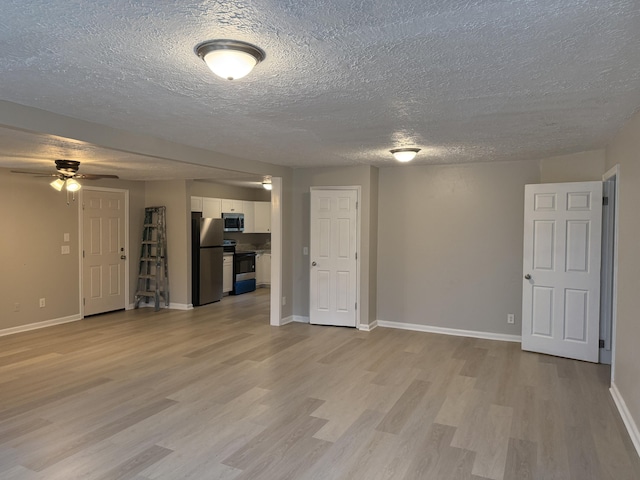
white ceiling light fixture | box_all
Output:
[390,147,421,162]
[262,179,272,190]
[50,178,65,191]
[196,39,265,81]
[65,178,82,192]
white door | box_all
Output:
[83,190,126,316]
[309,188,358,327]
[522,182,602,362]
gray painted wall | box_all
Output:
[605,108,640,438]
[0,169,145,330]
[190,181,272,202]
[539,150,606,183]
[376,160,540,335]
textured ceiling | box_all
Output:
[1,0,640,171]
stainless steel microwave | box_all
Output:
[222,213,244,232]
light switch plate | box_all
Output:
[63,233,70,242]
[61,245,70,254]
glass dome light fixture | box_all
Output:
[50,178,65,191]
[390,147,421,163]
[262,181,272,190]
[195,39,265,81]
[65,178,82,192]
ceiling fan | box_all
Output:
[11,159,119,192]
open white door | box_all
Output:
[522,182,602,362]
[83,189,127,316]
[309,188,358,327]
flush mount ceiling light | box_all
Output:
[195,39,265,81]
[262,178,272,190]
[390,147,421,162]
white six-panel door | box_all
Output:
[309,188,358,327]
[83,190,126,316]
[522,182,602,362]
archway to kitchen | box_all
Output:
[189,175,277,324]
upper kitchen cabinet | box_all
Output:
[254,202,271,233]
[221,199,243,213]
[203,197,222,218]
[191,196,203,212]
[243,201,255,233]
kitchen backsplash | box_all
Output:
[224,232,271,252]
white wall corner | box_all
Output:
[376,319,522,343]
[0,314,82,337]
[293,315,310,324]
[358,320,378,332]
[280,315,295,326]
[610,382,640,457]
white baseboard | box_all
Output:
[170,303,193,311]
[135,302,193,311]
[278,315,309,326]
[376,320,522,343]
[610,382,640,457]
[358,320,378,332]
[0,314,82,337]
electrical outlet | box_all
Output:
[13,303,20,312]
[507,313,515,324]
[39,298,46,308]
[282,296,286,306]
[303,247,309,256]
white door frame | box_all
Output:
[270,177,283,326]
[602,165,620,378]
[309,186,361,329]
[78,186,130,317]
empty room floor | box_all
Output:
[0,289,638,480]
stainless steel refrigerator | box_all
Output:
[191,214,223,306]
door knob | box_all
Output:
[524,274,531,280]
[121,255,127,260]
[312,261,317,266]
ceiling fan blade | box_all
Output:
[10,169,56,176]
[76,174,120,180]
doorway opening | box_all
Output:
[600,165,619,372]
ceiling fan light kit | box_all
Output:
[65,178,82,192]
[195,39,265,81]
[50,178,65,191]
[11,159,118,202]
[390,147,421,162]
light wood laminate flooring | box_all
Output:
[0,289,638,479]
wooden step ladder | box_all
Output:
[134,206,170,311]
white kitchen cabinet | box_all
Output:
[242,201,255,233]
[202,197,222,218]
[256,253,271,286]
[221,199,243,213]
[253,201,271,233]
[223,253,233,294]
[190,196,203,212]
